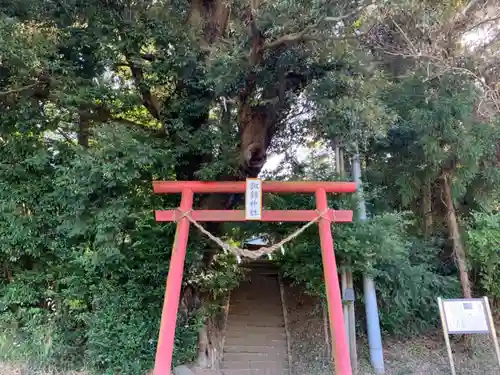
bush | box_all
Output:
[275,213,460,334]
[467,212,500,301]
[0,126,243,374]
[373,237,460,333]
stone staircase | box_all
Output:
[221,261,290,375]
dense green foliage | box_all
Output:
[369,74,500,210]
[1,0,500,373]
[0,124,243,373]
[261,166,460,334]
[467,212,500,301]
[277,215,460,333]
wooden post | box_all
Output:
[323,300,332,359]
[483,297,500,369]
[438,297,456,375]
[347,272,358,373]
[337,146,358,372]
[342,271,349,337]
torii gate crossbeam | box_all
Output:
[152,180,356,375]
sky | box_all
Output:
[260,145,310,174]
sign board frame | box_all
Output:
[343,287,355,302]
[245,178,263,220]
[438,296,500,375]
[441,298,489,334]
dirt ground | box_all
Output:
[1,335,500,375]
[358,334,500,375]
[283,283,500,375]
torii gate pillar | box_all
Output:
[152,181,357,375]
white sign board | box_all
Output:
[442,299,489,334]
[438,297,500,375]
[245,178,262,220]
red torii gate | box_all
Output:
[152,180,357,375]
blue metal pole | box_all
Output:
[363,276,385,374]
[352,149,385,374]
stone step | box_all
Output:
[224,342,288,350]
[225,324,286,332]
[226,311,284,318]
[230,291,281,296]
[225,318,284,326]
[230,297,281,301]
[221,371,289,375]
[224,331,286,340]
[224,337,286,345]
[221,361,289,370]
[230,297,281,302]
[228,303,282,308]
[222,352,287,362]
[221,370,289,375]
[222,262,289,375]
[228,304,283,309]
[229,303,282,309]
[225,324,285,330]
[225,323,285,330]
[224,346,287,355]
[229,300,282,306]
[226,313,284,320]
[227,313,283,318]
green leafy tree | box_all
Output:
[467,212,500,301]
[258,156,460,334]
[367,72,500,298]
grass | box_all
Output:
[0,362,88,375]
[0,332,88,375]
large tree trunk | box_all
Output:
[174,2,276,368]
[77,116,89,147]
[442,172,472,298]
[139,1,328,368]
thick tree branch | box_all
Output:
[376,46,500,115]
[259,24,320,50]
[110,116,166,137]
[323,1,377,22]
[261,30,368,51]
[140,53,156,62]
[0,83,39,96]
[126,56,162,121]
[260,1,376,51]
[391,17,418,55]
[75,100,166,145]
[0,72,51,99]
[466,15,500,32]
[460,0,483,18]
[443,0,489,39]
[56,129,74,143]
[475,30,500,52]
